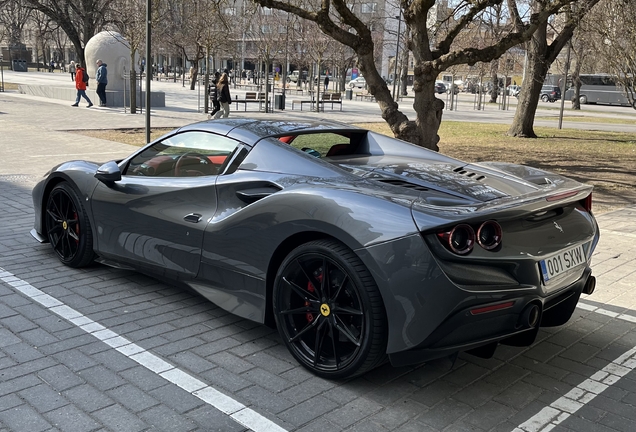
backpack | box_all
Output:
[81,69,89,85]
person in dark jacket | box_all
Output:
[208,72,221,118]
[214,73,231,119]
[95,59,108,106]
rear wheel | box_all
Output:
[45,182,95,267]
[273,240,387,379]
[579,95,588,104]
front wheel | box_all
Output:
[579,95,588,105]
[541,94,549,102]
[273,240,387,379]
[45,182,95,267]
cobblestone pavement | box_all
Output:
[1,83,636,432]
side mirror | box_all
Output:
[95,161,122,182]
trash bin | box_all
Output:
[12,59,27,72]
[275,94,285,110]
[345,89,353,100]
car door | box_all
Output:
[90,130,241,278]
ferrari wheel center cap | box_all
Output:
[320,303,331,317]
[62,221,68,230]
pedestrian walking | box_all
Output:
[208,72,221,118]
[214,73,231,119]
[324,75,329,91]
[69,61,76,81]
[95,59,108,106]
[71,63,93,108]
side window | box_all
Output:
[124,131,240,177]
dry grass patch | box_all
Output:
[70,128,174,146]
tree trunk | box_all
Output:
[489,60,499,103]
[189,64,198,90]
[400,43,409,96]
[571,66,582,110]
[507,24,550,138]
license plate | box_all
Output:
[540,244,587,284]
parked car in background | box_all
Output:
[507,85,521,97]
[446,83,460,94]
[435,81,447,94]
[287,70,308,83]
[348,76,367,88]
[540,85,561,102]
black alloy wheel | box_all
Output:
[273,240,387,379]
[45,182,95,268]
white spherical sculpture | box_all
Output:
[85,31,134,92]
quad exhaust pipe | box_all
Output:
[520,304,540,328]
[583,275,596,295]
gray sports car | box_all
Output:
[31,119,599,379]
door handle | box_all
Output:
[184,213,202,223]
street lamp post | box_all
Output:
[392,13,401,101]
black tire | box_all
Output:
[273,239,387,379]
[580,95,588,105]
[45,182,95,268]
[541,94,549,102]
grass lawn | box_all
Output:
[71,121,636,213]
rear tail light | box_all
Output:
[437,221,503,255]
[580,193,593,212]
[437,224,475,255]
[477,220,503,250]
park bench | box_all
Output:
[235,92,267,111]
[322,92,342,110]
[292,92,343,111]
[291,98,314,111]
[355,91,375,102]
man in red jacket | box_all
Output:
[71,63,93,107]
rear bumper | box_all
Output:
[388,267,590,367]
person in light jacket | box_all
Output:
[69,61,76,81]
[214,73,231,119]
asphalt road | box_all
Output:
[1,75,636,432]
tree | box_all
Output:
[254,0,590,151]
[507,0,601,137]
[110,0,148,114]
[587,0,636,108]
[0,0,32,63]
[23,0,114,65]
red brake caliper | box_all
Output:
[305,268,324,323]
[74,212,80,243]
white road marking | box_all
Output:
[0,267,287,432]
[513,302,636,431]
[577,300,636,323]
